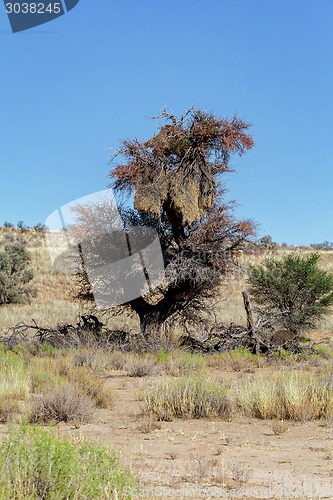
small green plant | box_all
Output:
[248,252,333,341]
[0,243,36,304]
[38,342,59,356]
[155,348,171,362]
[0,350,30,400]
[0,422,135,499]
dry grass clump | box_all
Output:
[72,347,115,374]
[162,352,207,376]
[66,367,114,409]
[126,354,156,377]
[144,376,232,420]
[228,462,253,485]
[31,355,114,408]
[137,415,161,433]
[236,371,333,421]
[272,420,289,435]
[29,385,94,424]
[0,348,30,400]
[0,397,21,423]
[207,347,265,372]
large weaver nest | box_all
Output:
[134,126,216,224]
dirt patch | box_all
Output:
[1,371,327,499]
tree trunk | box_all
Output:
[242,291,260,354]
[130,284,193,338]
[138,308,164,338]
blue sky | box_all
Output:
[0,0,332,245]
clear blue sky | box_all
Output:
[1,0,332,245]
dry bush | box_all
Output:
[107,350,129,370]
[185,455,225,485]
[272,420,289,435]
[228,462,253,485]
[162,352,207,376]
[207,348,265,372]
[144,376,232,420]
[236,371,333,421]
[137,415,161,433]
[126,354,156,377]
[29,385,94,424]
[66,367,114,409]
[72,347,115,374]
[0,397,21,423]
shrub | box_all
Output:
[33,222,46,233]
[0,423,135,499]
[163,352,207,376]
[126,354,156,377]
[0,243,36,304]
[30,369,64,393]
[73,348,115,374]
[207,347,264,372]
[236,371,333,421]
[0,397,20,423]
[248,253,333,339]
[0,350,30,400]
[144,376,232,420]
[67,367,114,408]
[29,385,94,424]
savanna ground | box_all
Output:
[0,227,333,499]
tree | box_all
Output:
[0,244,36,304]
[75,108,256,336]
[33,222,46,233]
[17,221,28,233]
[247,252,333,340]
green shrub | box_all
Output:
[0,243,36,304]
[0,422,135,499]
[155,348,171,362]
[38,343,59,356]
[248,252,333,337]
[0,350,30,400]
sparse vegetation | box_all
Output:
[0,423,135,499]
[0,243,36,305]
[0,225,332,496]
[144,376,232,420]
[236,371,333,421]
[248,252,333,341]
[29,385,95,424]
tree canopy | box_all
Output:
[105,107,256,335]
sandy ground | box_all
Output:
[9,370,329,500]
